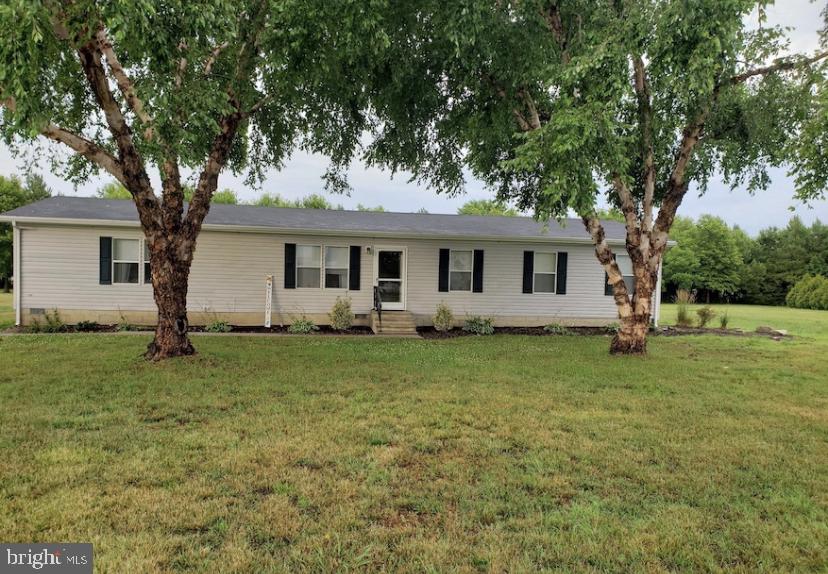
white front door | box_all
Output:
[374,247,406,311]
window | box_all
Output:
[449,250,472,291]
[607,255,636,294]
[143,242,152,284]
[113,239,139,284]
[534,252,557,293]
[296,245,322,288]
[324,246,349,288]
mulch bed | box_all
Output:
[418,325,792,340]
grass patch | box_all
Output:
[661,303,828,340]
[0,310,826,571]
[0,291,13,329]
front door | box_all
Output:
[375,247,406,311]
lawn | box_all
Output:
[0,291,12,329]
[0,313,827,572]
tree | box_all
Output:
[0,174,52,292]
[361,1,828,354]
[0,2,378,358]
[457,199,517,216]
[96,182,131,199]
[356,203,385,212]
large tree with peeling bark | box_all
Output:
[0,1,379,359]
[361,0,828,354]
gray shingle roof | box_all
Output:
[0,196,627,242]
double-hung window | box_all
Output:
[113,239,140,284]
[143,242,152,284]
[449,250,473,291]
[533,252,557,293]
[296,245,322,288]
[324,246,349,289]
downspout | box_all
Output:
[12,221,21,326]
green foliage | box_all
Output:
[786,275,828,311]
[463,315,495,336]
[205,321,232,333]
[249,193,343,210]
[543,322,571,335]
[356,204,385,212]
[432,302,454,332]
[674,289,696,327]
[328,297,354,331]
[96,182,131,199]
[605,322,620,334]
[75,320,99,332]
[719,312,730,330]
[457,200,517,217]
[696,306,717,328]
[209,189,239,205]
[0,173,52,284]
[288,316,319,334]
[40,309,65,333]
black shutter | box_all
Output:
[284,243,296,289]
[522,251,534,293]
[604,254,616,296]
[99,237,112,285]
[438,249,450,292]
[556,252,568,294]
[349,246,361,290]
[472,250,484,293]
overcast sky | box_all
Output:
[1,0,826,235]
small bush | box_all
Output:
[329,296,354,331]
[27,319,42,333]
[43,309,65,333]
[463,315,495,336]
[76,320,100,332]
[606,322,620,334]
[288,316,319,334]
[719,312,730,330]
[696,306,716,328]
[543,322,570,335]
[674,289,696,327]
[433,302,454,332]
[786,274,828,310]
[206,321,232,333]
[117,321,136,332]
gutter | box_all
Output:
[0,215,648,246]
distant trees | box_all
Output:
[0,174,53,291]
[663,215,828,305]
[457,200,517,217]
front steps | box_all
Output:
[371,310,419,336]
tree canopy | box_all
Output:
[457,199,517,217]
[0,173,52,290]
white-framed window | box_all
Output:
[296,245,322,288]
[533,252,557,293]
[324,246,349,289]
[449,250,473,291]
[143,241,152,285]
[113,238,140,284]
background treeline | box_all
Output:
[663,214,828,307]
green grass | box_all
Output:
[661,303,828,340]
[0,291,13,329]
[1,316,827,572]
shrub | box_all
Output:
[117,321,136,332]
[718,312,730,329]
[27,319,42,333]
[43,309,65,333]
[696,306,716,328]
[288,316,319,334]
[606,322,620,334]
[786,274,828,310]
[543,322,570,335]
[329,296,354,331]
[76,320,100,332]
[463,315,495,336]
[674,289,696,327]
[433,302,454,332]
[206,321,232,333]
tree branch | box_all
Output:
[632,55,655,233]
[204,41,229,74]
[730,49,828,84]
[42,124,125,184]
[542,4,571,64]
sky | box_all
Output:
[1,0,826,235]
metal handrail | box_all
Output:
[373,285,382,325]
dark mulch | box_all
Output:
[418,326,614,339]
[2,324,375,335]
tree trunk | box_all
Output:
[144,246,195,361]
[610,258,655,356]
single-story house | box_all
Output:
[0,196,663,332]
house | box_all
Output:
[0,196,662,331]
